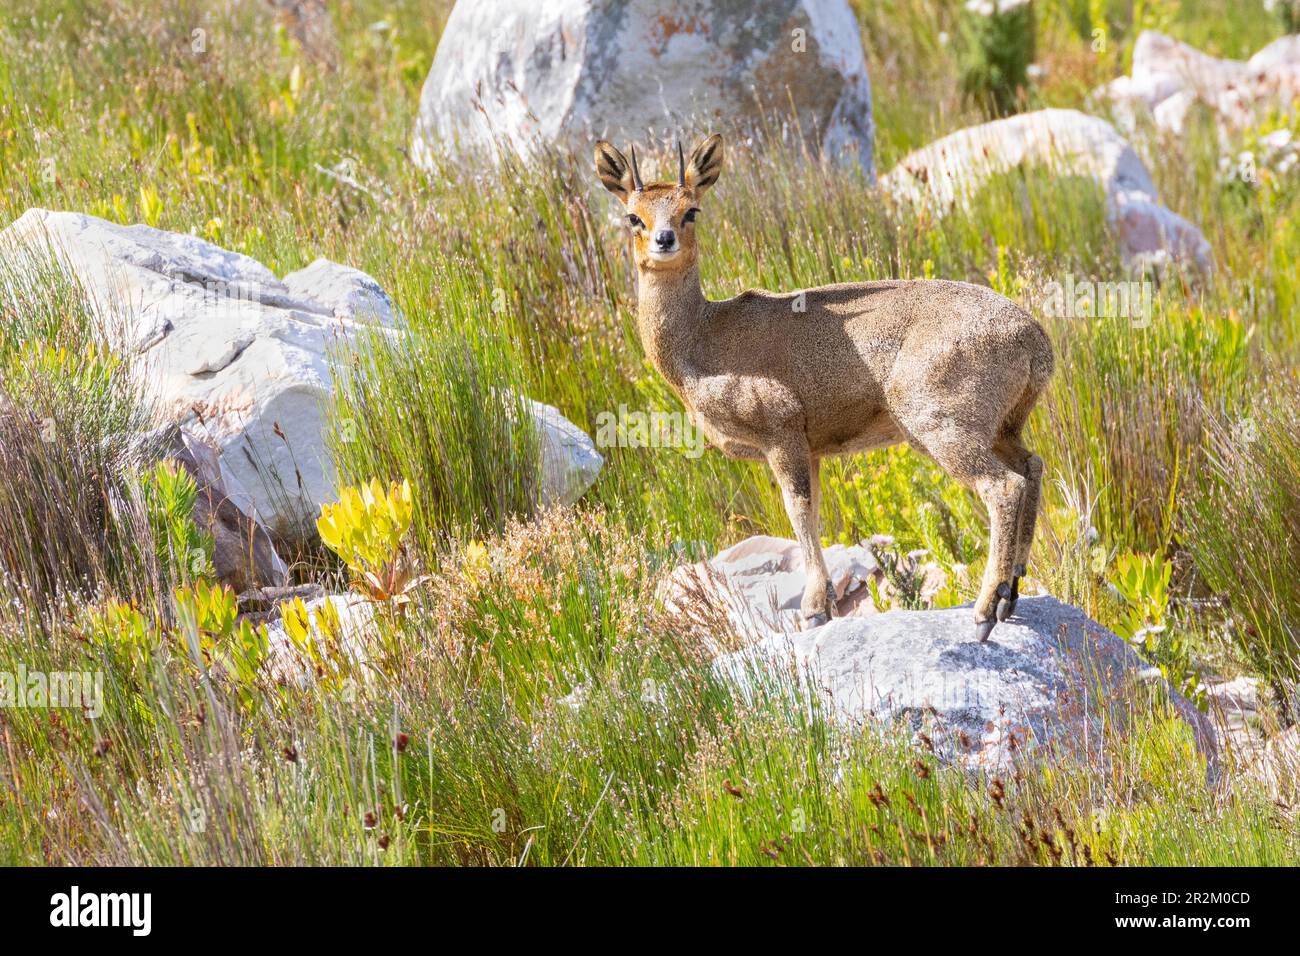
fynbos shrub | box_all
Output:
[959,0,1036,117]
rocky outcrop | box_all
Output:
[880,108,1212,272]
[664,534,881,639]
[664,533,952,637]
[666,535,1214,775]
[1096,31,1300,138]
[0,209,604,547]
[412,0,875,175]
[715,594,1217,775]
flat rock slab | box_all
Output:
[664,534,880,639]
[715,594,1217,776]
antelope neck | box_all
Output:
[635,262,705,388]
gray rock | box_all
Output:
[526,397,605,508]
[664,534,882,638]
[715,594,1217,776]
[412,0,875,175]
[0,209,604,544]
[880,108,1212,273]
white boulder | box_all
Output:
[880,108,1212,272]
[282,257,398,326]
[412,0,874,174]
[0,208,603,544]
[527,397,606,508]
[1096,30,1300,138]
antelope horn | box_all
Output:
[630,144,644,191]
[677,139,686,186]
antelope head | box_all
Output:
[594,135,724,273]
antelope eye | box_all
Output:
[626,214,644,229]
[683,208,700,224]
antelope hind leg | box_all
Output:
[916,436,1025,641]
[979,467,1026,637]
[992,438,1043,624]
[1006,451,1044,618]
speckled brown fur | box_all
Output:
[595,136,1055,638]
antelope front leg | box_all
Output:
[767,441,834,628]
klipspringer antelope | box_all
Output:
[594,135,1054,641]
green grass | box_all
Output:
[0,0,1297,864]
[1186,375,1300,715]
[2,508,1292,866]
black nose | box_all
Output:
[655,230,676,249]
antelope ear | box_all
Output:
[594,140,633,200]
[684,134,724,195]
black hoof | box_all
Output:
[801,610,830,630]
[995,582,1014,622]
[975,618,996,642]
[1005,576,1021,618]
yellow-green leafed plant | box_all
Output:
[88,598,152,652]
[317,478,424,606]
[1110,551,1171,643]
[174,579,268,708]
[823,445,983,571]
[139,460,213,586]
[80,598,162,727]
[7,341,123,412]
[84,598,156,683]
[282,596,353,690]
[1110,552,1204,708]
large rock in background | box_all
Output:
[412,0,875,175]
[881,108,1212,273]
[1096,31,1300,138]
[0,208,604,547]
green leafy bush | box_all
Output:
[1271,0,1300,34]
[823,446,984,569]
[959,0,1036,117]
[0,258,157,606]
[138,461,213,587]
[328,325,538,552]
